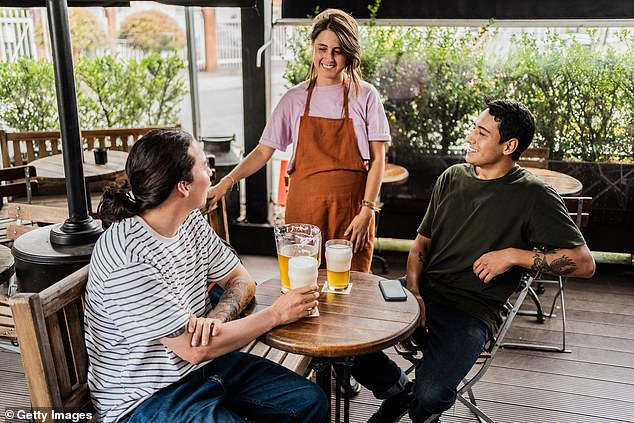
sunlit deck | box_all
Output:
[1,253,633,423]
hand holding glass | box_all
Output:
[288,256,319,313]
[325,239,353,290]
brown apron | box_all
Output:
[285,81,374,272]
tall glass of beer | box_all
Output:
[288,256,319,289]
[325,239,353,290]
[274,224,321,293]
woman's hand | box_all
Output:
[207,177,233,206]
[344,207,373,253]
[188,315,223,347]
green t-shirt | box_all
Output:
[418,164,585,335]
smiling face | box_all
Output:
[312,29,347,86]
[465,109,517,176]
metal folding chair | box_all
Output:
[395,273,535,423]
[503,197,591,353]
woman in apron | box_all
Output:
[209,8,391,273]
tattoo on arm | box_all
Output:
[166,326,186,338]
[207,278,254,323]
[531,250,577,275]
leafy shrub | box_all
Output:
[0,53,186,131]
[283,24,634,162]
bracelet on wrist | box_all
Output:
[224,175,237,189]
[361,200,381,213]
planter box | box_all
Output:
[379,156,634,254]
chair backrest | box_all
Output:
[0,126,179,168]
[0,165,38,205]
[519,147,550,169]
[10,266,91,412]
[562,196,592,228]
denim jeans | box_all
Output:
[352,301,489,422]
[120,351,328,423]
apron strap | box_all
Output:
[343,79,350,119]
[303,83,315,117]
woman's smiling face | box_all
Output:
[312,29,347,86]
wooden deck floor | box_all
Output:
[1,254,632,423]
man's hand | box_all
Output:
[270,284,320,325]
[187,315,223,347]
[344,207,373,253]
[473,248,517,283]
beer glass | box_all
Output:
[274,224,321,293]
[325,239,353,290]
[288,256,319,289]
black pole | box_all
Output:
[46,0,102,245]
[241,0,268,223]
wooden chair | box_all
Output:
[0,126,177,168]
[4,203,72,241]
[0,165,38,209]
[503,196,592,353]
[10,265,310,422]
[519,147,550,169]
[396,273,536,423]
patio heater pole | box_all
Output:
[46,0,102,245]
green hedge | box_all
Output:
[0,53,186,132]
[285,25,634,163]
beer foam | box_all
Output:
[326,245,352,272]
[288,256,318,288]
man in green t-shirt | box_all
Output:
[353,100,596,423]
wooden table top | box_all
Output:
[250,270,420,358]
[30,150,128,183]
[383,163,409,185]
[0,245,15,284]
[525,167,583,196]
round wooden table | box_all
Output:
[524,167,583,196]
[30,150,128,183]
[251,270,420,423]
[383,163,409,185]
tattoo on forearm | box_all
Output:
[418,251,426,266]
[207,278,254,322]
[531,251,577,275]
[167,326,186,338]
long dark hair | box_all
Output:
[98,129,196,228]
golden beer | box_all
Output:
[277,244,319,292]
[325,240,353,290]
[326,269,350,290]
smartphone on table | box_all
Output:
[378,279,407,301]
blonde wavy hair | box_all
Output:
[307,9,362,95]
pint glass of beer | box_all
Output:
[325,239,353,290]
[288,256,319,289]
[274,224,321,293]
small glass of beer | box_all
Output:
[325,239,353,290]
[274,224,321,293]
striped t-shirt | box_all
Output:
[84,210,240,423]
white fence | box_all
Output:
[0,8,36,61]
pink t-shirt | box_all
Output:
[259,80,391,171]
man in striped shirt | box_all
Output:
[85,129,326,423]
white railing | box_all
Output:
[0,8,36,61]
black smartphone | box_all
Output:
[379,279,407,301]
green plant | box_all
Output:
[76,55,144,128]
[0,58,57,131]
[139,53,187,125]
[119,10,185,52]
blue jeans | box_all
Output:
[120,351,328,423]
[352,301,488,422]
